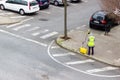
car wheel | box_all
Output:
[19,9,25,15]
[0,4,5,10]
[54,1,59,6]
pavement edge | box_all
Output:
[56,36,120,67]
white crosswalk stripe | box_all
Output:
[40,31,58,39]
[31,29,49,36]
[86,66,119,73]
[76,25,86,30]
[25,27,40,32]
[65,59,95,65]
[13,24,31,31]
[10,16,26,18]
[6,17,33,28]
[0,12,14,15]
[5,12,15,15]
[82,0,88,2]
[0,13,5,16]
[52,52,75,57]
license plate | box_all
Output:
[94,21,99,23]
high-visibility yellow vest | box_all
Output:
[87,36,95,47]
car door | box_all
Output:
[5,0,16,10]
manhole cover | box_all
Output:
[39,18,48,21]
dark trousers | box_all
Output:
[104,25,110,35]
[88,47,94,55]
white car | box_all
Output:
[0,0,40,15]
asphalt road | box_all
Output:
[0,0,120,80]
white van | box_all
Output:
[0,0,39,15]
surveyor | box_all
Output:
[87,32,95,55]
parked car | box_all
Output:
[36,0,49,9]
[0,0,39,15]
[89,10,118,30]
[50,0,64,6]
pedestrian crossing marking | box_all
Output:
[32,32,40,36]
[86,66,119,73]
[76,25,86,30]
[0,12,14,15]
[31,29,49,36]
[10,16,26,18]
[52,52,75,57]
[66,59,94,65]
[6,17,33,28]
[13,24,31,31]
[40,31,58,39]
[25,27,40,32]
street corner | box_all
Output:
[0,11,27,25]
[56,34,79,52]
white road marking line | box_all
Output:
[41,11,51,14]
[40,31,58,39]
[13,24,31,31]
[32,32,40,36]
[6,17,33,28]
[52,52,75,57]
[66,59,95,65]
[10,16,26,18]
[83,0,88,2]
[4,12,15,15]
[25,27,40,32]
[70,30,74,32]
[51,46,60,49]
[86,66,119,74]
[0,29,47,47]
[0,13,5,15]
[76,25,86,29]
[31,29,49,36]
[48,41,120,78]
[0,12,15,15]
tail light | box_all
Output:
[101,20,107,24]
[90,17,93,21]
[28,2,31,10]
[40,2,42,5]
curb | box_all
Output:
[0,16,21,25]
[56,37,120,67]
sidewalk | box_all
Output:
[0,16,21,25]
[56,25,120,67]
[0,11,22,25]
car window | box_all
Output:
[93,13,104,20]
[6,0,15,3]
[30,1,38,6]
[20,0,27,5]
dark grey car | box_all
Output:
[50,0,64,6]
